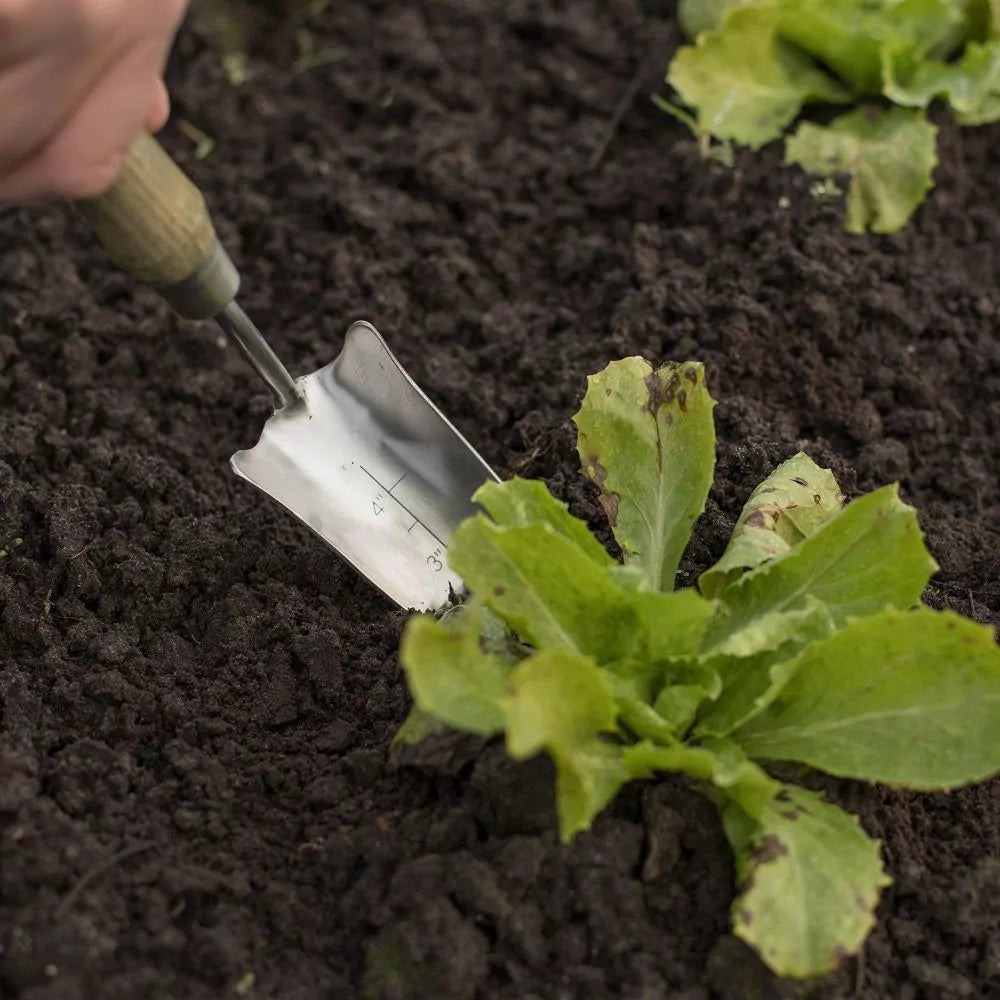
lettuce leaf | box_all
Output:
[660,0,988,230]
[775,0,964,94]
[784,105,939,233]
[668,4,849,149]
[400,603,513,736]
[707,483,938,646]
[720,780,891,977]
[573,358,716,592]
[884,37,1000,123]
[731,607,1000,787]
[700,452,844,599]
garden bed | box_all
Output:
[2,2,1000,998]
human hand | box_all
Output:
[0,0,189,203]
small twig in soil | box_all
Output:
[589,23,675,170]
[68,540,98,561]
[55,842,155,919]
[510,443,546,475]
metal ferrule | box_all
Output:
[155,238,241,320]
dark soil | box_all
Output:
[3,2,1000,998]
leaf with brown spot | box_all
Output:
[705,484,939,646]
[573,357,716,592]
[720,781,890,978]
[700,452,844,599]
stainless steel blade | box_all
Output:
[230,321,499,611]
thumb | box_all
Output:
[145,78,171,134]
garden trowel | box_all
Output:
[76,134,498,611]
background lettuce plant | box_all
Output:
[398,357,1000,979]
[661,0,1000,232]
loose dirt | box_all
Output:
[2,3,999,998]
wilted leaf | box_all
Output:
[388,705,490,776]
[700,453,844,599]
[668,5,849,149]
[391,705,450,748]
[573,358,716,592]
[436,600,528,663]
[784,105,939,233]
[731,607,1000,788]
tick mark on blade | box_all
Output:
[359,466,448,548]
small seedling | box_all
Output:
[177,120,217,160]
[398,356,1000,979]
[659,0,1000,232]
[0,537,23,559]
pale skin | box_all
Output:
[0,0,189,203]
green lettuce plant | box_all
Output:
[660,0,1000,232]
[397,357,1000,979]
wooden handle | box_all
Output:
[77,133,239,318]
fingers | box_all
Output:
[0,39,170,201]
[0,0,188,202]
[0,0,66,61]
[0,0,131,159]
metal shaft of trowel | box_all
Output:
[216,301,300,409]
[73,133,301,411]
